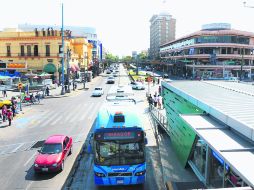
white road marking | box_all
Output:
[50,115,63,125]
[78,103,94,121]
[40,112,59,127]
[10,143,24,153]
[88,102,101,120]
[24,152,37,167]
[25,181,33,190]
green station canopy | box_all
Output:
[43,63,56,73]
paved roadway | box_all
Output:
[63,65,165,190]
[0,72,114,189]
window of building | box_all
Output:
[6,46,11,57]
[221,48,226,54]
[46,45,50,56]
[59,45,62,53]
[20,45,25,56]
[34,45,38,56]
[27,45,31,56]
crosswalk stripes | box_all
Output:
[88,102,102,120]
[0,132,87,157]
[78,102,95,121]
[39,112,60,127]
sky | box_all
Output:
[0,0,254,57]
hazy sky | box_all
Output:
[0,0,253,57]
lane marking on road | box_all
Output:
[10,143,24,153]
[24,152,37,167]
[25,181,33,190]
[88,102,102,120]
[50,115,63,125]
[39,112,59,127]
[79,103,94,121]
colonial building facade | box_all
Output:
[0,28,93,80]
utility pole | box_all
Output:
[240,48,244,81]
[66,48,71,93]
[60,3,65,95]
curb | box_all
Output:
[61,139,90,190]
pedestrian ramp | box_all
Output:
[0,133,86,157]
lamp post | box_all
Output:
[66,48,71,93]
[60,3,65,95]
[83,52,88,90]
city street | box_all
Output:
[0,74,113,190]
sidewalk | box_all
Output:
[146,80,200,189]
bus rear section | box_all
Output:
[93,128,146,186]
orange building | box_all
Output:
[0,28,92,80]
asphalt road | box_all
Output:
[0,72,114,190]
[63,65,165,190]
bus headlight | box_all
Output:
[95,172,106,177]
[135,170,146,176]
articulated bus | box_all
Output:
[92,103,147,186]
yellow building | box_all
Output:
[0,28,92,80]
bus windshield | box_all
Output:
[95,140,145,166]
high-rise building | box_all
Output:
[149,12,176,60]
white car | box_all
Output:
[132,82,145,90]
[107,77,115,84]
[92,87,104,97]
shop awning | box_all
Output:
[70,65,77,72]
[43,63,56,73]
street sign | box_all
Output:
[18,83,23,90]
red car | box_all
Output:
[34,135,73,173]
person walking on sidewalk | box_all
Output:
[3,90,7,97]
[158,95,162,109]
[46,86,50,96]
[2,105,7,122]
[153,94,158,107]
[7,109,13,126]
[148,94,153,105]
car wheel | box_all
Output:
[60,161,64,171]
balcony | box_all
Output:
[18,53,40,57]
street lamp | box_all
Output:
[66,48,71,93]
[60,3,65,95]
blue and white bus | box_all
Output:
[93,104,147,186]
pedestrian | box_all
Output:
[153,94,158,107]
[35,92,40,103]
[7,109,13,126]
[3,90,7,97]
[30,93,34,104]
[73,81,75,91]
[46,86,50,96]
[148,94,153,105]
[11,104,16,117]
[2,105,7,122]
[158,95,162,109]
[74,81,77,89]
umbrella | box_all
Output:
[38,72,52,77]
[33,76,39,79]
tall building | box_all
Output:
[160,23,254,79]
[149,12,176,60]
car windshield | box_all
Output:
[95,88,102,90]
[95,140,145,166]
[40,143,62,154]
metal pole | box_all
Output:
[66,48,71,93]
[61,3,65,95]
[19,78,22,111]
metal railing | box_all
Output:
[149,104,169,134]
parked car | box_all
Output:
[227,77,240,82]
[92,87,104,97]
[34,135,73,173]
[112,72,118,77]
[132,82,145,90]
[107,77,115,84]
[106,70,111,74]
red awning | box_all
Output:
[74,64,80,71]
[70,65,76,72]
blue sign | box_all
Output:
[88,40,97,48]
[212,150,229,170]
